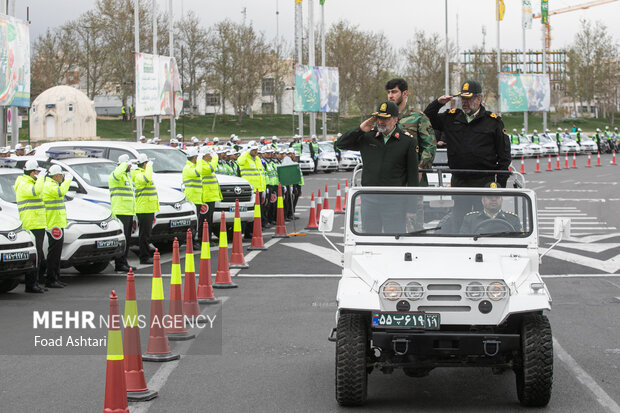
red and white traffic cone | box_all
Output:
[273,183,289,238]
[183,229,201,318]
[564,153,569,169]
[343,179,348,211]
[546,154,553,171]
[334,183,344,214]
[102,290,130,413]
[214,212,238,288]
[167,238,194,341]
[596,151,602,166]
[197,220,219,304]
[316,189,323,218]
[535,156,541,173]
[248,190,266,251]
[611,150,617,165]
[586,152,592,168]
[229,199,249,269]
[323,184,329,210]
[555,155,561,170]
[519,157,526,174]
[305,192,318,230]
[572,153,577,169]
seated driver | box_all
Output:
[460,186,522,234]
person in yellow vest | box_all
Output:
[182,147,203,248]
[109,154,135,272]
[13,159,47,293]
[237,141,266,238]
[133,153,159,264]
[197,146,221,244]
[41,165,72,288]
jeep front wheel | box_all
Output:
[515,314,553,407]
[335,312,368,406]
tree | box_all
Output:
[175,11,208,115]
[75,11,110,100]
[31,26,79,98]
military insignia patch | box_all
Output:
[449,108,456,114]
[394,132,399,139]
[463,82,469,91]
[490,182,498,188]
[490,113,498,118]
[380,103,387,111]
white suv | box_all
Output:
[0,213,37,292]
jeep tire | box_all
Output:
[335,312,368,406]
[515,314,553,407]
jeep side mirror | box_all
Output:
[319,209,334,232]
[553,217,571,240]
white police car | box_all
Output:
[0,212,37,293]
[339,150,362,171]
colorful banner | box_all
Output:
[497,0,505,21]
[541,0,549,24]
[135,53,183,118]
[522,0,532,29]
[0,15,30,107]
[499,73,550,112]
[294,65,339,113]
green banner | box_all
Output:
[541,0,548,24]
[499,73,550,112]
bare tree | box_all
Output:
[175,10,208,115]
[75,12,110,100]
[207,20,235,117]
[31,26,79,98]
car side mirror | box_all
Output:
[69,181,79,192]
[319,209,334,232]
[553,217,571,240]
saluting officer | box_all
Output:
[182,147,203,248]
[133,153,159,264]
[42,165,72,288]
[14,159,47,293]
[198,147,221,244]
[237,142,266,238]
[109,154,135,272]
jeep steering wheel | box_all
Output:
[472,218,515,234]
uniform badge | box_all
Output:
[490,113,498,118]
[449,108,456,114]
[463,82,470,91]
[490,182,498,188]
[394,133,399,139]
[380,103,387,111]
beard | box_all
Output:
[377,124,391,134]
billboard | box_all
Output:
[499,73,550,112]
[0,14,30,107]
[135,53,183,118]
[294,65,339,113]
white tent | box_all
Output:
[29,86,97,141]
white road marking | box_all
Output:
[554,338,620,413]
[540,226,617,230]
[545,189,599,193]
[542,206,578,209]
[539,248,620,273]
[282,242,343,267]
[236,273,340,278]
[542,274,620,278]
[554,243,620,254]
[538,198,607,202]
[574,181,617,185]
[538,216,594,219]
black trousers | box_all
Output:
[137,213,154,261]
[115,215,133,268]
[196,202,215,243]
[28,229,46,289]
[46,230,64,283]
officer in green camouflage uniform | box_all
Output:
[386,78,436,187]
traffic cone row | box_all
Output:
[183,230,201,318]
[586,152,592,167]
[323,184,329,210]
[564,154,569,169]
[305,192,318,230]
[546,154,553,171]
[334,183,344,214]
[273,183,289,238]
[535,156,541,173]
[230,199,249,268]
[612,150,617,165]
[197,219,219,304]
[214,212,238,288]
[248,190,266,250]
[556,155,561,170]
[167,238,194,341]
[572,153,578,169]
[519,152,619,173]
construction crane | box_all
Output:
[533,0,619,49]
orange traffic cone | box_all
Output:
[273,183,289,238]
[334,183,344,214]
[519,157,526,174]
[564,154,569,169]
[197,220,219,304]
[572,153,577,168]
[555,155,561,170]
[596,151,602,166]
[586,152,592,167]
[323,184,329,210]
[316,189,323,217]
[103,290,129,413]
[167,238,194,341]
[535,156,541,173]
[546,155,553,171]
[343,179,348,211]
[143,249,180,362]
[612,150,617,165]
[248,190,266,251]
[123,269,158,401]
[214,212,238,288]
[183,229,201,318]
[230,199,249,268]
[305,192,318,230]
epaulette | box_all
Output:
[465,211,480,216]
[489,112,500,119]
[503,211,518,217]
[448,108,457,114]
[404,131,413,138]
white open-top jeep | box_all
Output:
[323,170,562,407]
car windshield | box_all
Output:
[350,190,533,237]
[70,162,116,188]
[539,135,554,144]
[0,171,20,203]
[137,148,186,173]
[319,142,335,154]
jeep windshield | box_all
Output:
[350,190,533,237]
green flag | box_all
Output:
[541,0,548,24]
[320,0,325,4]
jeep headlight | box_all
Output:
[381,282,402,301]
[404,281,424,300]
[486,282,508,301]
[465,282,485,301]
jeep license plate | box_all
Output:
[96,239,118,249]
[372,312,440,330]
[228,206,248,213]
[170,219,191,228]
[1,251,30,262]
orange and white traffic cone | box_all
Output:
[316,189,323,217]
[123,269,158,401]
[305,192,319,230]
[546,155,553,171]
[214,212,238,288]
[142,249,180,362]
[555,155,561,170]
[183,229,201,318]
[197,219,219,304]
[586,152,592,168]
[519,157,526,174]
[323,184,329,210]
[564,153,569,169]
[273,183,289,238]
[343,179,348,211]
[535,156,541,173]
[229,199,249,269]
[103,290,130,413]
[572,153,577,169]
[334,183,344,214]
[167,238,194,341]
[596,151,602,166]
[611,150,617,165]
[248,190,266,251]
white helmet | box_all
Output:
[185,147,198,158]
[153,137,161,143]
[533,129,538,133]
[146,139,153,144]
[139,135,146,141]
[191,136,199,143]
[513,129,517,132]
[259,136,265,141]
[24,159,39,171]
[596,128,601,132]
[48,165,63,176]
[272,136,278,141]
[118,154,130,164]
[557,128,562,132]
[232,136,240,142]
[14,143,24,150]
[578,128,583,132]
[213,137,220,143]
[136,153,149,164]
[170,138,179,145]
[176,133,183,139]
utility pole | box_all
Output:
[169,0,176,140]
[308,0,315,138]
[444,0,449,96]
[522,2,529,133]
[320,0,326,139]
[295,0,303,137]
[496,0,501,115]
[134,0,142,140]
[152,0,159,139]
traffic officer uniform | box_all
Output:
[133,154,159,264]
[309,137,320,172]
[14,159,47,293]
[594,129,603,153]
[197,147,221,244]
[237,143,266,237]
[266,150,281,225]
[41,165,72,288]
[182,148,204,246]
[108,154,135,272]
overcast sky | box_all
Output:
[18,0,620,53]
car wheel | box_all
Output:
[0,279,20,293]
[73,261,111,274]
[514,314,553,407]
[335,312,369,406]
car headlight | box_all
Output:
[486,282,508,301]
[381,282,402,301]
[465,282,485,301]
[404,281,424,300]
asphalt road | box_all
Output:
[1,156,619,412]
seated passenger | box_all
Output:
[460,193,522,234]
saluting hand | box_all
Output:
[360,116,377,133]
[437,95,453,105]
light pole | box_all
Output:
[285,86,295,137]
